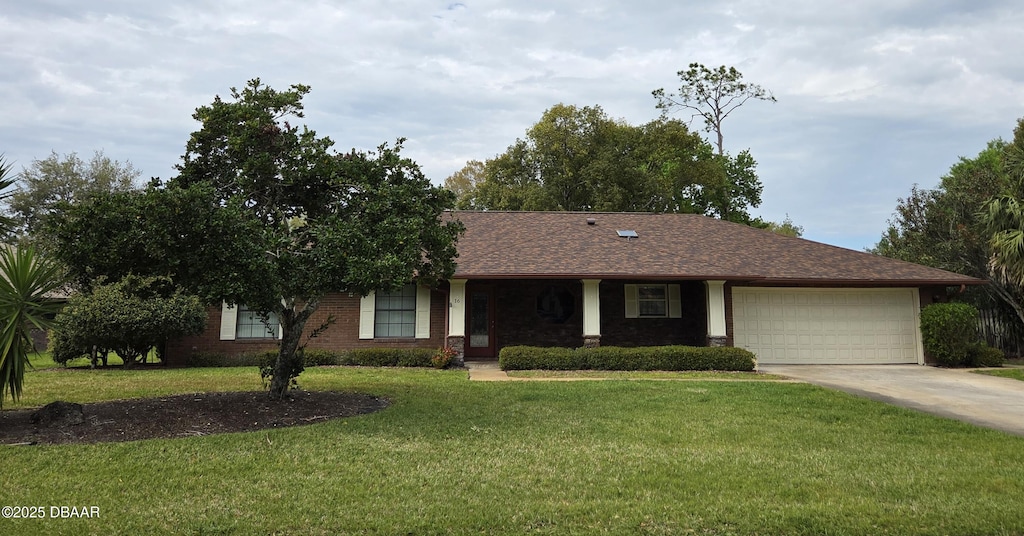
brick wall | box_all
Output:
[599,280,706,347]
[164,289,448,366]
[492,280,585,350]
[485,279,708,353]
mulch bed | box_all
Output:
[0,391,389,445]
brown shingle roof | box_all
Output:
[450,211,983,286]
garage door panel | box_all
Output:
[734,288,921,365]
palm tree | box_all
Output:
[0,154,68,406]
[0,246,65,407]
[983,120,1024,290]
[0,155,19,237]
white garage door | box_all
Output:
[732,288,923,365]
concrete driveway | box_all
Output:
[758,364,1024,437]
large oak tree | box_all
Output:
[48,80,462,398]
[171,80,461,398]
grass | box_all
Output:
[506,369,786,380]
[3,366,1024,535]
[975,368,1024,381]
[972,357,1024,381]
[27,349,143,372]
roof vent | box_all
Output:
[616,230,638,240]
[586,217,596,225]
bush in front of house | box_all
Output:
[50,276,207,368]
[186,347,444,369]
[968,343,1005,367]
[301,349,340,367]
[920,302,980,367]
[498,345,756,371]
[185,351,272,367]
[498,346,580,370]
[337,348,436,367]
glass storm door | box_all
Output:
[464,286,495,358]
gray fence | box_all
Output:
[978,308,1024,358]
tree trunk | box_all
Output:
[268,299,320,400]
[268,319,302,399]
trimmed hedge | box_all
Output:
[968,343,1005,368]
[185,347,437,368]
[336,348,435,368]
[185,351,266,368]
[498,345,756,371]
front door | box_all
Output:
[464,285,496,359]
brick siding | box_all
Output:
[599,280,707,347]
[164,289,448,366]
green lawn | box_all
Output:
[974,368,1024,381]
[3,366,1024,535]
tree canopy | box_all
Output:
[447,103,765,225]
[652,63,776,156]
[5,150,138,239]
[46,80,462,398]
[177,80,461,396]
[874,120,1024,325]
[43,181,267,302]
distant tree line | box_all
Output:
[874,118,1024,329]
[445,63,793,233]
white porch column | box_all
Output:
[448,279,467,337]
[447,279,468,365]
[582,279,602,347]
[705,280,727,346]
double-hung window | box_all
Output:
[219,303,281,341]
[637,285,669,317]
[624,284,682,319]
[235,305,280,339]
[374,284,417,338]
[358,285,431,340]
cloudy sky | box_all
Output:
[2,1,1022,250]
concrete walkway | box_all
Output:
[466,362,618,383]
[759,364,1024,437]
[465,361,511,381]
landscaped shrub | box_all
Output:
[431,346,457,369]
[185,348,440,369]
[336,348,435,367]
[50,275,206,368]
[49,329,92,366]
[301,348,341,367]
[185,351,273,368]
[498,345,756,371]
[498,346,580,370]
[920,302,980,367]
[968,343,1005,368]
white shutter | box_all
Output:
[219,302,237,341]
[624,284,639,318]
[415,285,431,339]
[359,292,376,340]
[668,284,682,318]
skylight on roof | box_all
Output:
[616,230,638,238]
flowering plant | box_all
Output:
[431,346,457,369]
